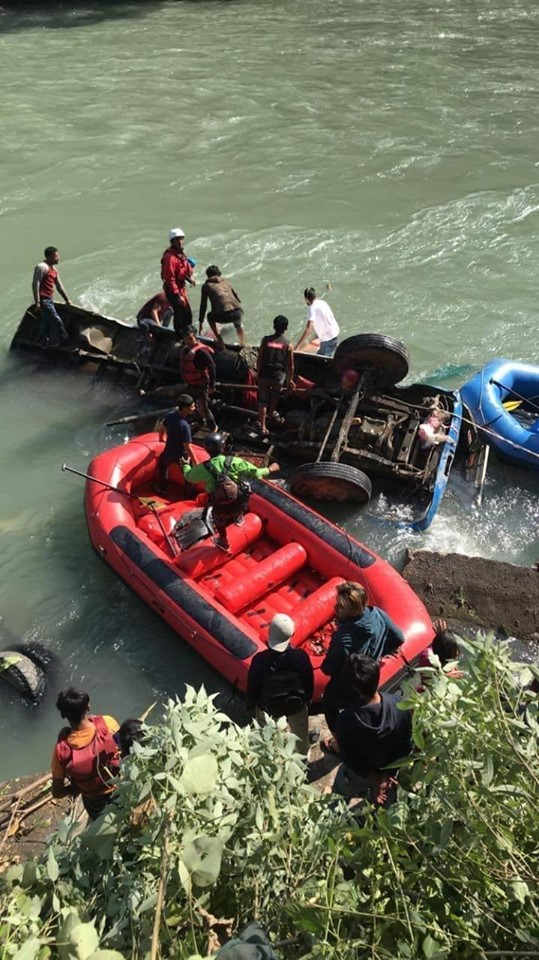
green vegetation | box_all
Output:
[1,634,538,960]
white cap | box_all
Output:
[268,613,295,652]
[169,227,185,240]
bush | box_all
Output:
[0,633,538,960]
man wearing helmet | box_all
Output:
[182,433,280,551]
[161,228,196,336]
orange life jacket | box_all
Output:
[55,715,120,796]
[180,343,214,387]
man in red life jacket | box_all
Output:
[51,687,120,820]
[256,314,294,434]
[179,325,218,430]
[161,227,196,336]
[32,246,71,347]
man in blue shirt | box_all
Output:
[156,394,195,494]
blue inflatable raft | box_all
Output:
[461,360,539,471]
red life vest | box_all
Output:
[180,343,214,387]
[55,715,120,796]
[40,265,57,299]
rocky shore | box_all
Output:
[403,549,539,643]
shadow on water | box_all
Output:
[0,1,163,31]
[0,0,237,31]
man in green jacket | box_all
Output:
[182,433,280,551]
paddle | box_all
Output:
[491,379,539,415]
[106,408,176,427]
[61,463,178,558]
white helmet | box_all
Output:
[168,227,185,240]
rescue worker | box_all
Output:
[182,432,280,551]
[246,614,313,756]
[256,314,294,434]
[51,687,120,820]
[179,326,218,430]
[32,246,72,347]
[136,291,173,332]
[157,393,196,494]
[198,265,245,345]
[295,286,340,357]
[161,227,196,336]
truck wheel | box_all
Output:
[333,334,409,388]
[0,650,46,702]
[289,462,372,503]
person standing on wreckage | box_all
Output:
[295,286,340,358]
[160,227,196,336]
[179,325,218,430]
[32,246,72,347]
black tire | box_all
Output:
[333,334,409,387]
[13,641,55,671]
[289,462,372,503]
[0,650,46,701]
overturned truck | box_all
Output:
[11,304,486,529]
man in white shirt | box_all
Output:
[295,287,340,357]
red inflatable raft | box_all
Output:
[85,435,434,700]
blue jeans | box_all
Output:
[40,298,68,346]
[137,313,172,333]
[317,336,339,358]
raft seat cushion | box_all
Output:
[137,508,178,547]
[215,542,307,614]
[175,512,263,579]
[287,576,344,648]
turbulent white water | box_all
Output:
[0,0,537,777]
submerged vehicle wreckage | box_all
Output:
[11,303,487,528]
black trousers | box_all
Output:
[322,672,358,734]
[158,452,177,490]
[165,291,193,337]
[212,490,250,543]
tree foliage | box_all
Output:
[0,633,538,959]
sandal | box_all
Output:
[321,736,340,756]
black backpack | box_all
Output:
[206,456,239,506]
[260,665,307,718]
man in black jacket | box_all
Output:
[333,655,413,806]
[247,614,313,756]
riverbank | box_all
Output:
[2,551,538,871]
[0,711,339,871]
[403,550,539,643]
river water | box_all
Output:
[0,0,537,779]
